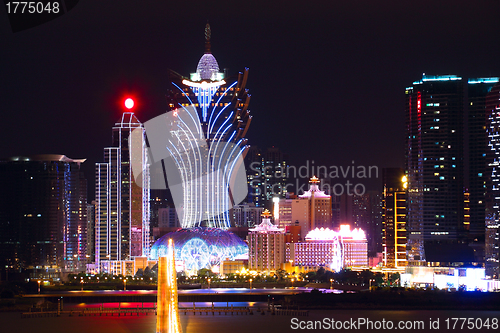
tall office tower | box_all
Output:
[382,168,407,268]
[165,23,251,229]
[331,194,341,227]
[86,201,96,263]
[338,193,355,225]
[262,147,288,209]
[247,210,284,272]
[352,190,383,256]
[95,112,150,265]
[245,146,288,210]
[405,74,465,264]
[150,189,170,230]
[0,155,87,272]
[486,81,500,279]
[245,146,263,206]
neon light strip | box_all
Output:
[208,121,233,227]
[215,131,236,227]
[208,81,238,129]
[182,79,225,88]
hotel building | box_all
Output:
[247,210,285,272]
[277,176,332,237]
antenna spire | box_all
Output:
[205,22,211,53]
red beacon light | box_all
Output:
[124,98,135,110]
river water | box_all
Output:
[2,306,499,333]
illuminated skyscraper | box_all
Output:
[406,74,499,265]
[95,112,150,265]
[165,23,251,228]
[0,155,87,272]
[405,74,465,263]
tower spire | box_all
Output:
[205,22,211,53]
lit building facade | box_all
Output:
[0,155,87,272]
[95,112,150,265]
[286,225,368,271]
[486,81,500,279]
[382,168,407,268]
[164,23,251,229]
[247,210,285,272]
[406,75,466,264]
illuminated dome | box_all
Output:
[196,53,220,80]
[150,227,248,272]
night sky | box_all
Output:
[2,0,500,196]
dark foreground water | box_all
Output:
[2,308,499,332]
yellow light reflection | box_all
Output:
[156,238,182,333]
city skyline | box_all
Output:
[2,1,500,196]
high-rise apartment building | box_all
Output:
[95,112,150,265]
[0,155,87,272]
[382,168,407,268]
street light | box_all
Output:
[330,278,333,290]
[249,278,253,289]
[291,278,294,288]
[208,278,211,289]
[38,280,41,294]
[123,279,127,291]
[80,280,83,292]
[369,279,375,291]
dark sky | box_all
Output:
[1,0,500,196]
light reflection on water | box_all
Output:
[67,301,263,309]
[3,309,499,333]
